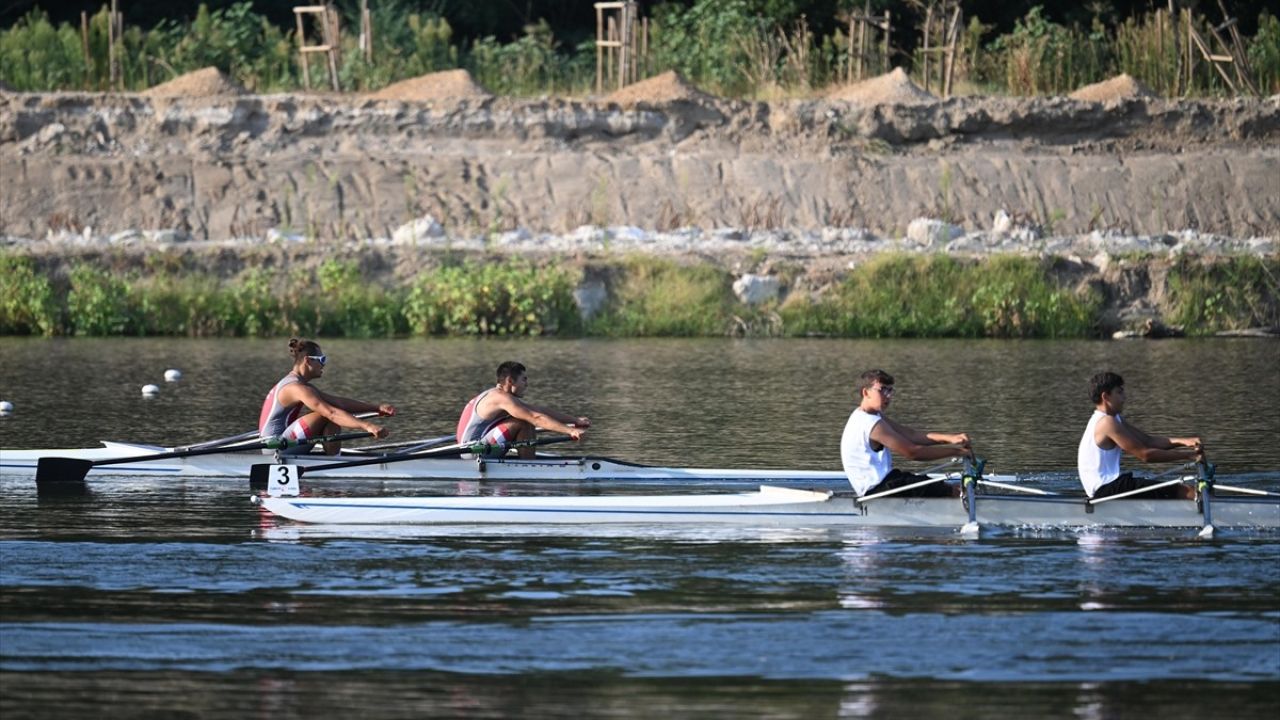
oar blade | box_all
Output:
[35,457,95,493]
[249,463,276,491]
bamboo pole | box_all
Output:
[922,5,932,92]
[108,0,117,90]
[80,12,90,87]
[296,10,311,90]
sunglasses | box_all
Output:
[307,354,327,366]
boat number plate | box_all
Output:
[267,465,302,497]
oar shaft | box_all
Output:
[1087,477,1184,505]
[1212,483,1280,497]
[79,430,372,467]
[294,435,573,476]
[857,475,946,504]
[178,413,381,451]
[978,479,1056,496]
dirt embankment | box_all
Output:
[1,68,1278,243]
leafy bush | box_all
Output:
[404,259,580,336]
[0,255,59,335]
[587,257,736,336]
[66,263,133,335]
[1164,256,1280,333]
[781,254,1099,338]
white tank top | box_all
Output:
[841,408,892,496]
[1078,410,1122,497]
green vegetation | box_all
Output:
[1165,255,1280,334]
[404,259,581,336]
[5,250,1270,340]
[0,255,59,335]
[780,254,1100,338]
[2,3,1277,97]
[585,257,740,337]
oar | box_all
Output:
[177,412,381,452]
[1211,484,1280,497]
[35,430,374,491]
[346,433,456,454]
[960,456,985,537]
[1194,461,1215,539]
[248,434,574,489]
[978,478,1056,496]
[856,475,947,504]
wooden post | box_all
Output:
[883,11,891,75]
[326,6,341,91]
[943,5,961,98]
[921,5,932,92]
[640,17,649,79]
[360,0,372,63]
[80,12,91,87]
[595,5,604,95]
[296,9,311,89]
[619,2,630,87]
[108,0,117,90]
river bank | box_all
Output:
[2,73,1277,339]
[2,246,1276,339]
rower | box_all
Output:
[456,361,588,459]
[1077,371,1200,500]
[259,338,395,455]
[839,369,973,498]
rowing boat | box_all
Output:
[2,442,851,483]
[253,484,1280,529]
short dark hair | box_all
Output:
[496,361,526,382]
[1089,371,1124,404]
[857,369,894,395]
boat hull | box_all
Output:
[256,486,1280,529]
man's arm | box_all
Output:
[493,394,586,439]
[281,384,389,438]
[1098,415,1199,462]
[315,389,396,418]
[872,417,970,461]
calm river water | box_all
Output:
[1,337,1278,718]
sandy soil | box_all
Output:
[1,68,1277,243]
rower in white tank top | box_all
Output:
[840,408,892,496]
[1078,409,1123,497]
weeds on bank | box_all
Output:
[781,254,1100,338]
[405,259,581,336]
[1164,255,1280,334]
[586,257,737,337]
[3,250,1272,340]
[0,255,59,335]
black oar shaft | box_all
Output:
[248,435,574,488]
[36,430,375,491]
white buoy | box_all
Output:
[141,384,160,397]
[164,368,183,382]
[0,400,13,417]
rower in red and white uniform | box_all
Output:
[840,369,972,497]
[1077,371,1201,499]
[258,338,395,455]
[456,361,588,459]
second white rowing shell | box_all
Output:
[255,485,1280,528]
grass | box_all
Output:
[2,250,1271,339]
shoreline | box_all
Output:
[3,246,1276,340]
